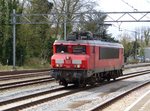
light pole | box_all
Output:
[64,0,67,40]
[12,9,16,70]
[134,31,138,59]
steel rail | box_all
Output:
[0,68,150,91]
[0,72,50,81]
[0,69,50,76]
[122,69,150,77]
[88,81,149,111]
[0,77,54,90]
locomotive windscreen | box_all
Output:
[73,45,86,54]
[56,45,68,53]
[55,45,86,54]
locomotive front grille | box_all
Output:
[51,69,87,82]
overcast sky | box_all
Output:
[98,0,150,11]
[96,0,150,40]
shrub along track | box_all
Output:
[0,69,150,111]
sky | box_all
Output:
[96,0,150,40]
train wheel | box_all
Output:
[64,82,68,88]
[80,78,87,87]
[98,78,105,82]
[106,78,110,81]
[80,82,87,87]
[74,81,80,87]
[113,78,116,81]
[89,77,96,86]
[60,80,68,88]
[63,80,68,88]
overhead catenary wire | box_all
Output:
[120,0,150,19]
[120,0,138,11]
[109,0,150,36]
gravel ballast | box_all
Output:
[23,74,150,111]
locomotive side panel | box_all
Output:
[88,45,95,70]
[120,48,124,67]
[93,46,123,73]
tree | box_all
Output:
[120,34,133,62]
[0,0,26,65]
[21,0,54,65]
[51,0,97,38]
[144,29,150,46]
[120,33,140,62]
[79,11,106,31]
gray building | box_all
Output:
[144,47,150,62]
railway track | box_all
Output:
[0,63,149,88]
[0,77,54,90]
[1,68,150,91]
[0,69,149,111]
[0,62,150,79]
[88,81,149,111]
[0,69,50,76]
[0,71,50,81]
[122,69,150,78]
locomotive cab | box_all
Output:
[51,41,91,87]
[51,43,89,69]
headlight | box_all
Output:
[56,64,63,67]
[77,64,80,68]
[66,56,70,60]
[56,64,59,67]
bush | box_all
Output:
[24,57,50,69]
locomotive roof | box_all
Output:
[54,40,124,48]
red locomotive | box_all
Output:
[51,31,124,87]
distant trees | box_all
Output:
[79,11,106,32]
[0,0,54,66]
[144,29,150,46]
[51,0,98,38]
[120,26,150,62]
[0,0,116,67]
[21,0,54,65]
[51,0,114,40]
[0,0,25,65]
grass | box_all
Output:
[0,65,14,71]
[0,64,50,71]
[0,58,51,71]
